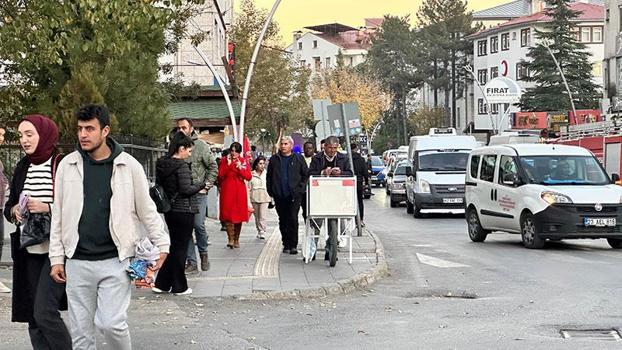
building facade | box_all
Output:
[603,0,622,112]
[286,19,382,73]
[159,0,234,86]
[468,1,604,131]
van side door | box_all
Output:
[494,155,522,232]
[477,154,501,230]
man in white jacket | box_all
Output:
[49,105,170,350]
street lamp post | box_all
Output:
[260,128,266,154]
[541,40,578,124]
[239,0,282,139]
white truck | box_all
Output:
[404,128,478,218]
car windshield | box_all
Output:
[395,164,408,175]
[519,155,610,185]
[371,156,383,166]
[418,151,469,171]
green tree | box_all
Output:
[416,0,478,126]
[231,0,312,146]
[366,16,421,145]
[0,0,204,140]
[519,0,601,111]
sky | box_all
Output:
[250,0,510,43]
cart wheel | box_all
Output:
[329,230,338,267]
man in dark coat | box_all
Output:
[351,143,369,226]
[266,136,309,255]
[308,136,353,263]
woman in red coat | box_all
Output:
[218,142,252,248]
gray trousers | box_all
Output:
[66,258,132,350]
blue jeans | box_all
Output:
[187,192,208,264]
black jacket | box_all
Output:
[308,152,353,177]
[266,153,309,199]
[4,153,67,323]
[156,157,204,213]
[352,152,369,186]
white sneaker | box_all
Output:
[0,281,10,293]
[257,232,266,239]
[174,288,193,296]
[151,287,169,294]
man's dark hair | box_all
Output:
[176,118,193,127]
[251,145,257,151]
[167,131,194,157]
[350,143,359,151]
[304,141,314,147]
[320,139,326,145]
[77,104,110,128]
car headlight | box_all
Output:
[541,191,573,205]
[420,180,431,193]
[394,182,404,189]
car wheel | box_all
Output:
[390,196,397,208]
[467,208,488,242]
[607,238,622,249]
[406,200,414,214]
[520,212,545,249]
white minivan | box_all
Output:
[405,128,478,217]
[465,144,622,249]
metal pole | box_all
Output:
[192,45,239,142]
[543,42,578,124]
[464,65,495,134]
[341,104,362,237]
[239,0,282,139]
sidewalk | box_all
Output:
[0,211,387,300]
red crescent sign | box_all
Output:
[501,60,508,76]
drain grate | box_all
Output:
[560,329,622,341]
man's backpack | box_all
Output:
[149,183,172,213]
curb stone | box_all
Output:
[228,227,389,301]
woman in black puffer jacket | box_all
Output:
[153,132,207,295]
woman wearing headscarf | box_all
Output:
[218,142,252,248]
[4,115,71,349]
[152,132,208,295]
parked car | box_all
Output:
[387,160,410,207]
[369,156,385,187]
[385,154,408,192]
[465,144,622,249]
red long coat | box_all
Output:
[218,156,252,223]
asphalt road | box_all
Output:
[3,187,622,349]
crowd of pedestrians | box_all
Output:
[0,105,370,349]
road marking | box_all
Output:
[253,226,281,278]
[416,253,470,268]
[412,244,432,247]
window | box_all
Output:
[501,33,510,50]
[477,40,487,56]
[516,63,529,80]
[480,155,497,182]
[581,27,591,43]
[478,99,488,115]
[491,103,499,114]
[490,36,498,53]
[477,69,487,85]
[470,155,481,178]
[349,57,354,66]
[298,42,302,50]
[498,156,519,186]
[592,27,603,43]
[571,27,580,41]
[520,29,530,47]
[325,57,331,67]
[519,156,609,185]
[491,66,499,78]
[300,59,306,67]
[313,40,318,48]
[314,57,321,70]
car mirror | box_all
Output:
[612,173,620,183]
[503,173,520,186]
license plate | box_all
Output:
[372,176,377,180]
[584,218,616,227]
[443,198,463,204]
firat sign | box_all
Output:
[484,77,522,104]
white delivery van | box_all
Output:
[405,128,478,217]
[465,144,622,249]
[488,130,540,146]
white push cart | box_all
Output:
[302,176,357,266]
